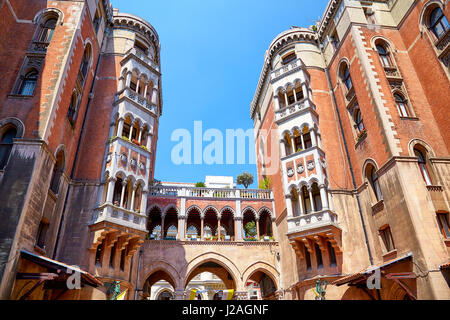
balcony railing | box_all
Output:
[270,58,305,82]
[125,47,160,72]
[275,97,315,122]
[287,209,339,234]
[148,186,273,200]
[93,203,147,231]
[28,41,50,54]
[117,87,157,114]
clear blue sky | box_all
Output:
[111,0,328,188]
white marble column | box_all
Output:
[130,184,137,211]
[106,177,117,204]
[308,186,315,212]
[235,217,243,241]
[117,118,124,137]
[285,195,294,218]
[140,189,148,214]
[120,180,127,208]
[319,184,329,210]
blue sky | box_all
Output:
[111,0,329,188]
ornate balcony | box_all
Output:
[122,47,160,74]
[28,41,50,54]
[92,203,147,232]
[281,146,327,185]
[270,58,306,83]
[275,98,316,123]
[106,136,150,181]
[287,209,342,258]
[115,87,158,116]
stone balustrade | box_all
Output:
[148,185,273,200]
[287,209,338,232]
[275,97,315,122]
[125,47,160,72]
[94,203,147,232]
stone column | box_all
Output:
[284,91,289,106]
[235,217,243,241]
[301,82,309,100]
[200,216,204,240]
[128,121,134,140]
[140,189,148,215]
[310,129,317,147]
[300,134,305,150]
[217,217,221,241]
[174,290,185,300]
[143,81,148,98]
[151,87,158,105]
[319,184,329,210]
[280,140,286,157]
[294,88,298,102]
[146,134,152,150]
[130,184,137,211]
[126,72,132,87]
[138,126,144,144]
[290,135,296,154]
[120,180,127,208]
[178,216,186,240]
[273,94,280,110]
[308,186,315,212]
[285,195,294,218]
[328,191,335,212]
[161,215,165,240]
[296,189,304,216]
[136,77,140,94]
[256,218,260,240]
[117,118,125,138]
[106,177,117,204]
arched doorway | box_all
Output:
[142,269,176,300]
[156,289,174,300]
[246,270,277,300]
[185,261,237,300]
[147,206,162,240]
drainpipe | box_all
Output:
[52,31,105,260]
[318,43,374,267]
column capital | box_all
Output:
[178,215,186,220]
[234,216,243,221]
[108,176,117,183]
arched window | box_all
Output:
[50,150,65,194]
[187,225,198,237]
[19,69,38,96]
[0,127,17,170]
[39,18,57,43]
[429,7,449,39]
[414,147,433,185]
[367,165,383,202]
[376,44,392,68]
[341,65,353,90]
[79,45,91,83]
[394,93,409,117]
[67,92,78,121]
[353,109,365,134]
